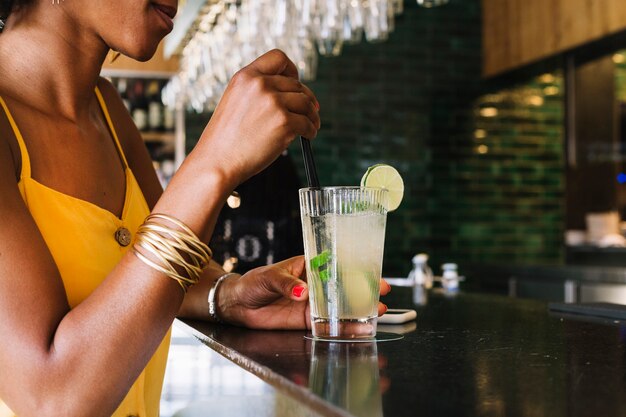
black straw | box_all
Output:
[300,137,320,188]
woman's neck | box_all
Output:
[0,4,108,121]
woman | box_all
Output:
[0,0,390,416]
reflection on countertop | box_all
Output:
[161,323,324,417]
[166,288,626,417]
[160,323,264,417]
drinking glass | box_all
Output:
[299,186,388,340]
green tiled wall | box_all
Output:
[288,0,484,276]
[615,51,626,100]
[461,74,565,265]
[186,0,566,277]
[287,0,565,274]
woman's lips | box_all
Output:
[152,3,176,31]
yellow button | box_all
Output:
[115,227,132,247]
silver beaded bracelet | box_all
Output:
[208,272,239,323]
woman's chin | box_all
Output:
[134,50,158,63]
[118,43,160,63]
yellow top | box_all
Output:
[0,88,171,417]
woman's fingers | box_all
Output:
[270,75,320,109]
[267,75,321,133]
[248,49,299,78]
[377,279,390,316]
[281,92,320,129]
[380,279,391,295]
[272,256,307,280]
[377,302,388,316]
[286,113,319,140]
[269,259,310,302]
[265,93,318,139]
[260,272,309,302]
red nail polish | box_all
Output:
[315,101,320,111]
[292,285,305,298]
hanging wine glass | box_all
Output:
[343,0,364,44]
[391,0,403,14]
[312,0,347,57]
[164,0,407,112]
[416,0,449,7]
[364,0,390,42]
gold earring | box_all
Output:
[109,50,121,64]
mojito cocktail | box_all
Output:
[299,186,388,339]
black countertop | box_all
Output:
[179,287,626,417]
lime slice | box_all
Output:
[360,164,404,211]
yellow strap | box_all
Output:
[0,89,127,179]
[0,95,32,179]
[94,86,129,169]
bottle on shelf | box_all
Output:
[153,148,176,188]
[131,79,149,132]
[117,78,131,112]
[163,103,175,133]
[147,80,164,132]
[110,76,177,189]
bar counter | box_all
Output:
[176,287,626,417]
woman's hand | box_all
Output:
[217,256,311,329]
[154,49,320,242]
[191,49,321,188]
[216,256,392,330]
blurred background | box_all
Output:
[102,0,626,298]
[96,2,626,415]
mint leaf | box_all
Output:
[319,269,330,282]
[310,250,330,270]
[310,250,331,283]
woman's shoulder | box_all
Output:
[96,77,125,111]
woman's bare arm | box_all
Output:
[0,117,236,416]
[0,50,319,416]
[94,79,243,319]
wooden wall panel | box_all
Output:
[483,0,626,77]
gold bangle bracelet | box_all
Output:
[138,229,204,278]
[146,214,213,259]
[133,249,193,292]
[141,222,212,262]
[142,223,211,265]
[134,233,199,285]
[132,213,213,293]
